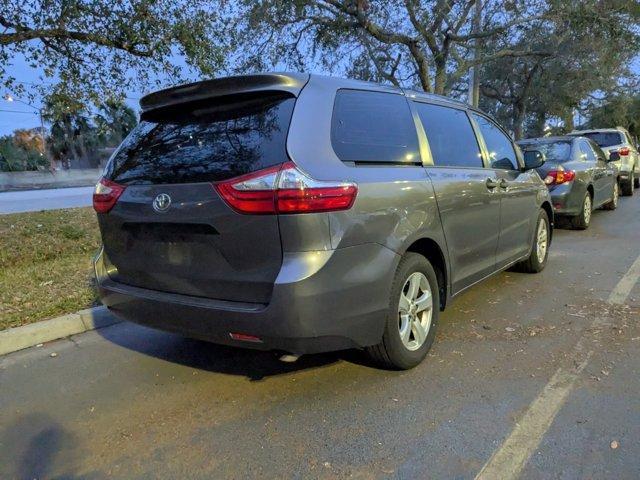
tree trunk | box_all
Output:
[532,111,546,137]
[513,103,526,140]
[562,110,574,133]
[434,58,447,95]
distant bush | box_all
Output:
[0,133,49,172]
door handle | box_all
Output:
[486,178,499,189]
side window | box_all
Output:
[331,90,420,163]
[413,102,483,168]
[471,114,518,170]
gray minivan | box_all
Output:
[93,73,553,369]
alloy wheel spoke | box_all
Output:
[414,291,432,313]
[399,314,412,344]
[412,319,427,346]
[399,294,411,313]
[406,273,420,300]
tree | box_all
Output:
[94,100,137,146]
[585,95,640,138]
[238,0,555,95]
[478,0,639,138]
[0,131,48,171]
[0,0,231,103]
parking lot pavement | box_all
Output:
[1,196,639,479]
[0,186,93,214]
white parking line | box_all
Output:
[475,253,640,480]
[607,255,640,305]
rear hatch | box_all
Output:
[97,81,304,304]
[578,131,624,156]
[520,140,574,189]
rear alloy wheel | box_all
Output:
[603,182,619,210]
[571,193,592,230]
[367,253,439,370]
[622,172,634,196]
[517,209,550,273]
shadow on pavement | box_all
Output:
[97,321,376,381]
[0,412,102,479]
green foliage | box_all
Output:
[1,91,138,171]
[586,95,640,138]
[0,134,48,171]
[1,0,232,104]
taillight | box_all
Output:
[93,178,125,213]
[544,169,576,186]
[215,164,281,214]
[214,161,358,215]
[618,147,630,156]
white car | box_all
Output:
[569,127,639,196]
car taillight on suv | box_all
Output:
[93,178,126,213]
[617,147,630,156]
[544,169,576,186]
[215,161,358,214]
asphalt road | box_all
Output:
[2,194,640,479]
[0,186,93,214]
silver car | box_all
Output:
[569,127,639,195]
[517,136,619,229]
[93,73,553,369]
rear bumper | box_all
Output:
[95,243,399,354]
[548,184,583,216]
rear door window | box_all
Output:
[471,114,518,170]
[413,102,482,168]
[104,93,295,184]
[581,132,623,148]
[331,90,420,163]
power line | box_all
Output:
[0,109,38,114]
[8,79,142,100]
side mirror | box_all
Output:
[608,151,620,162]
[523,150,545,170]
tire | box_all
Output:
[603,181,619,210]
[571,193,592,230]
[517,209,550,273]
[366,252,439,370]
[621,173,634,196]
[634,173,639,189]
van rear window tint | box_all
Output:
[580,132,623,148]
[104,93,295,185]
[331,90,420,164]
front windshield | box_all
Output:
[519,141,572,163]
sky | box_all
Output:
[1,47,639,136]
[0,54,178,135]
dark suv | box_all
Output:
[93,73,553,369]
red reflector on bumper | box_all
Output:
[229,333,263,343]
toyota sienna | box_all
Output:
[93,73,553,369]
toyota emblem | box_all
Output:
[153,193,172,212]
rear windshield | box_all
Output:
[104,93,295,184]
[519,141,572,163]
[580,132,623,148]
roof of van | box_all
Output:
[518,136,578,144]
[139,72,479,114]
[570,127,629,135]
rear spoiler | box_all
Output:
[140,73,310,113]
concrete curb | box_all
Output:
[0,306,120,356]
